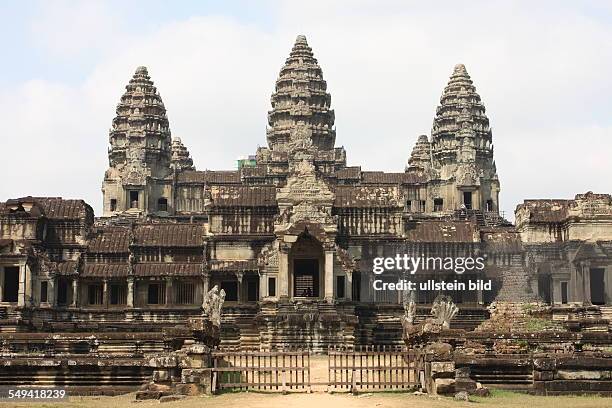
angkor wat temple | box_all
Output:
[1,35,611,354]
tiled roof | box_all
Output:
[1,197,93,221]
[209,259,259,271]
[334,186,401,208]
[88,227,130,253]
[56,260,78,275]
[404,221,478,242]
[177,170,241,184]
[335,167,361,179]
[134,263,201,276]
[82,263,129,278]
[361,172,426,184]
[134,224,205,247]
[211,186,277,207]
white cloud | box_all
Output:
[1,1,611,219]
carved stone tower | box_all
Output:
[256,35,346,178]
[102,66,174,216]
[267,35,335,151]
[429,64,500,213]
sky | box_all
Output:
[0,0,611,219]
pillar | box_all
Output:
[279,246,289,298]
[346,271,353,301]
[71,278,78,307]
[165,277,173,306]
[259,273,267,300]
[0,267,4,302]
[48,277,56,306]
[325,250,334,302]
[17,264,27,307]
[127,277,134,308]
[236,272,243,303]
[201,274,210,306]
[103,279,108,308]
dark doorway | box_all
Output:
[590,268,605,305]
[129,191,139,208]
[463,192,473,210]
[538,274,552,304]
[247,279,258,302]
[336,275,345,298]
[2,267,19,303]
[57,279,68,306]
[352,272,361,301]
[221,281,238,301]
[561,281,568,304]
[294,259,319,297]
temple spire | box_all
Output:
[108,66,172,169]
[170,138,195,171]
[431,64,491,146]
[267,35,335,152]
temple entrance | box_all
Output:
[2,266,19,303]
[294,259,319,298]
[289,232,324,299]
[463,191,473,210]
[590,268,605,305]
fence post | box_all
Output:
[282,370,287,395]
[350,369,358,395]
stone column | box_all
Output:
[48,277,56,307]
[279,246,290,298]
[346,271,353,301]
[17,264,27,307]
[236,272,244,303]
[201,274,210,304]
[324,250,334,302]
[165,277,173,306]
[103,279,109,308]
[71,277,78,307]
[0,268,4,302]
[127,277,134,308]
[260,273,267,300]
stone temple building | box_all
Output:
[1,35,611,349]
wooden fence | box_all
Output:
[211,349,311,393]
[327,345,422,392]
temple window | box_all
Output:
[147,282,166,305]
[406,200,412,212]
[175,281,195,304]
[419,200,426,213]
[336,275,346,298]
[221,281,238,302]
[268,277,276,297]
[87,283,103,305]
[434,198,443,212]
[110,199,117,212]
[110,283,127,305]
[40,281,48,303]
[2,266,19,303]
[486,199,494,212]
[158,197,168,212]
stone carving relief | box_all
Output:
[202,285,226,327]
[456,163,481,187]
[430,295,459,329]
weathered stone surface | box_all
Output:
[434,378,455,395]
[160,395,186,403]
[454,391,470,401]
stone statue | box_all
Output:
[202,285,226,327]
[430,295,459,329]
[402,289,417,325]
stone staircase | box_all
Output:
[600,306,612,331]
